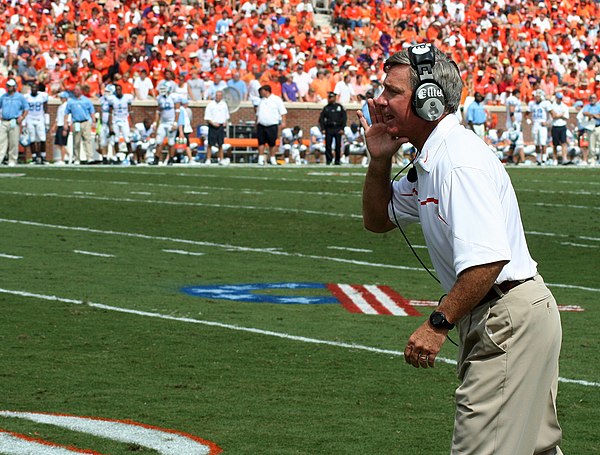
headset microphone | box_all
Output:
[406,166,418,182]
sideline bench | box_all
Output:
[190,137,311,163]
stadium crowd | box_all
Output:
[0,0,598,105]
[1,0,600,166]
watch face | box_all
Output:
[431,312,444,327]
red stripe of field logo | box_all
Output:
[327,284,422,316]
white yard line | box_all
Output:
[560,242,599,249]
[532,202,600,210]
[0,253,22,259]
[0,286,597,388]
[73,250,115,258]
[1,217,598,293]
[162,249,205,256]
[327,246,373,253]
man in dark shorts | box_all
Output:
[51,92,70,164]
[255,85,287,165]
[203,90,230,164]
[549,92,570,165]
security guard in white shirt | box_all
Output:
[359,43,563,455]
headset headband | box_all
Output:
[407,43,446,122]
[409,43,436,82]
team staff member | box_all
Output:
[319,91,347,165]
[66,84,96,164]
[466,91,488,138]
[358,44,562,455]
[50,92,70,164]
[0,79,29,166]
[255,84,287,166]
[203,90,230,165]
[549,92,570,165]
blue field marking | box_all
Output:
[181,282,340,305]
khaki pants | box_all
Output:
[0,119,20,165]
[589,126,600,159]
[452,275,562,455]
[72,120,94,162]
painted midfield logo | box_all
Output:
[181,282,423,316]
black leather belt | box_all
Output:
[477,277,535,307]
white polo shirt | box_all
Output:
[256,94,287,127]
[388,114,537,292]
[550,101,569,127]
[204,99,230,125]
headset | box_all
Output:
[408,43,446,122]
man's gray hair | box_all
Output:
[384,46,463,115]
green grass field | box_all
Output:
[0,165,598,454]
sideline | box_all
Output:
[1,217,599,293]
[0,287,598,388]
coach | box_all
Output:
[255,84,287,166]
[203,90,230,165]
[0,79,29,166]
[66,84,96,164]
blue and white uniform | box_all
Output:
[25,91,48,142]
[156,93,180,146]
[108,93,134,142]
[527,98,552,146]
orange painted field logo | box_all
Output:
[0,411,222,454]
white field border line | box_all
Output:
[5,189,600,225]
[73,250,115,258]
[0,286,597,389]
[163,249,205,256]
[22,175,361,197]
[25,167,600,189]
[53,167,364,185]
[26,168,600,194]
[327,246,373,253]
[0,191,361,219]
[130,191,153,195]
[3,187,599,243]
[20,175,600,198]
[0,253,22,259]
[1,217,599,293]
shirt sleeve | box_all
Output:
[439,167,512,275]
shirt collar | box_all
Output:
[415,114,460,173]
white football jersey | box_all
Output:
[25,92,48,120]
[108,94,133,121]
[527,100,552,124]
[157,94,179,123]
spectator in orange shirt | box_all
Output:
[115,72,135,95]
[81,61,103,97]
[92,47,113,78]
[62,64,81,95]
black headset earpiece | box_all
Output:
[408,43,446,122]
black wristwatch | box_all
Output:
[429,311,455,330]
